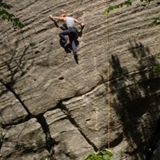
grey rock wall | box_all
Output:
[0,0,160,160]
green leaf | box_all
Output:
[150,18,160,26]
[83,149,113,160]
[103,0,133,15]
[103,155,110,160]
[0,2,25,28]
[0,2,13,9]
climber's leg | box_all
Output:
[59,30,70,46]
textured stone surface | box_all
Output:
[62,84,123,150]
[44,109,94,160]
[0,0,160,160]
[0,118,48,160]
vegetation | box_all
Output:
[152,53,160,74]
[103,0,160,26]
[0,1,24,28]
[150,18,160,26]
[152,65,160,74]
[82,149,113,160]
[104,0,159,16]
[103,0,132,15]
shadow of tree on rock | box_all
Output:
[0,39,35,117]
[109,40,160,160]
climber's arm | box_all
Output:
[74,18,85,27]
[49,15,64,21]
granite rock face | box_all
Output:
[0,0,160,160]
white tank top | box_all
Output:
[66,17,75,28]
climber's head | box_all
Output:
[61,13,66,18]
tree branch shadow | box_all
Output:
[109,39,160,160]
[0,40,33,117]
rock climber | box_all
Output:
[49,13,85,64]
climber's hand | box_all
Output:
[50,15,54,19]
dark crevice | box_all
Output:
[108,133,123,148]
[58,102,98,152]
[0,80,58,159]
[36,114,58,159]
[65,152,77,159]
[59,77,64,80]
[0,80,32,117]
[146,119,160,160]
[100,133,123,150]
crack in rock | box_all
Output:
[0,80,31,117]
[58,101,98,152]
[36,114,58,159]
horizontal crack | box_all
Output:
[1,114,31,128]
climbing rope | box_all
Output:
[106,0,112,149]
